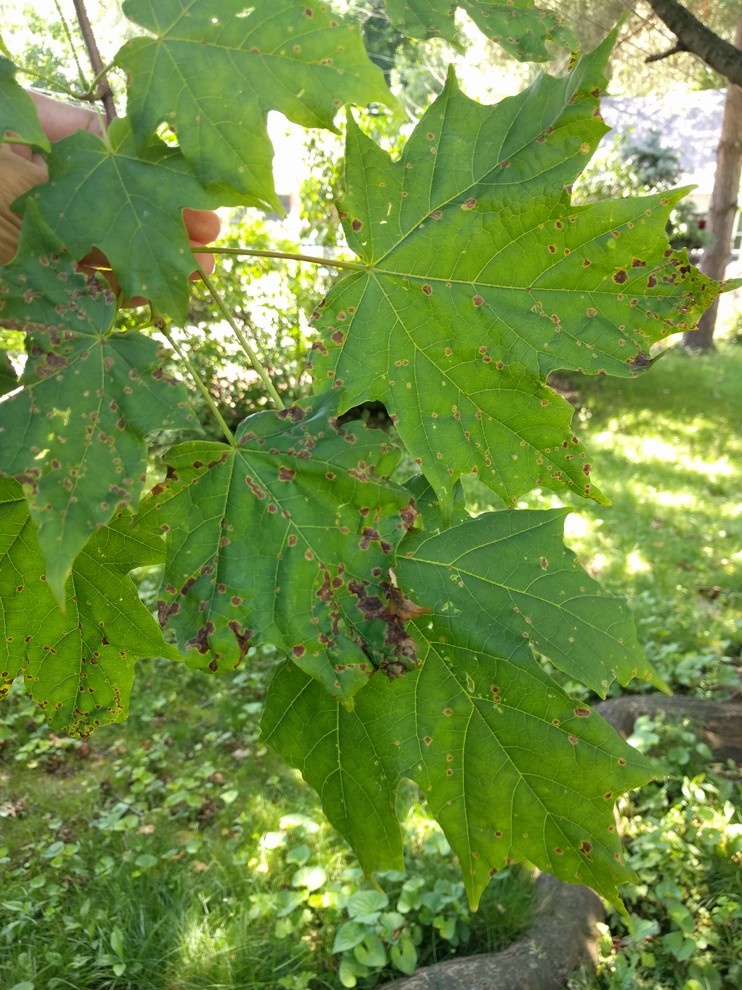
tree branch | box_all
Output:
[71,0,117,124]
[645,43,685,64]
[645,0,742,86]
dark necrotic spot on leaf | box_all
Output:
[613,270,628,284]
[187,621,216,655]
[277,404,306,423]
[227,620,251,659]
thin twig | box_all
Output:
[645,44,685,64]
[71,0,117,124]
[200,272,286,411]
[161,325,236,445]
[53,0,88,92]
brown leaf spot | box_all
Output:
[187,622,215,655]
[613,269,628,284]
[473,295,484,307]
[422,284,432,296]
[568,735,578,745]
[461,197,477,210]
[574,707,590,717]
[351,218,363,232]
[279,467,296,482]
[277,404,305,424]
[292,645,306,658]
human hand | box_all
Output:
[0,92,221,301]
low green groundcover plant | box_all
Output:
[569,717,741,990]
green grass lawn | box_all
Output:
[1,345,740,990]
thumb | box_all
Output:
[0,145,49,264]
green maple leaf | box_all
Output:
[310,37,719,515]
[14,118,216,320]
[143,397,418,701]
[0,207,198,597]
[399,506,666,695]
[0,478,180,736]
[116,0,400,210]
[385,0,576,61]
[263,508,659,908]
[0,55,49,151]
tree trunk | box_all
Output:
[684,6,742,351]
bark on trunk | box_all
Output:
[596,694,742,763]
[684,7,742,351]
[645,0,742,85]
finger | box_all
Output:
[183,208,221,245]
[191,249,216,277]
[28,91,103,142]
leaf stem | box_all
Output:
[200,272,286,411]
[161,325,236,445]
[211,246,364,272]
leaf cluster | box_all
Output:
[0,0,729,910]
